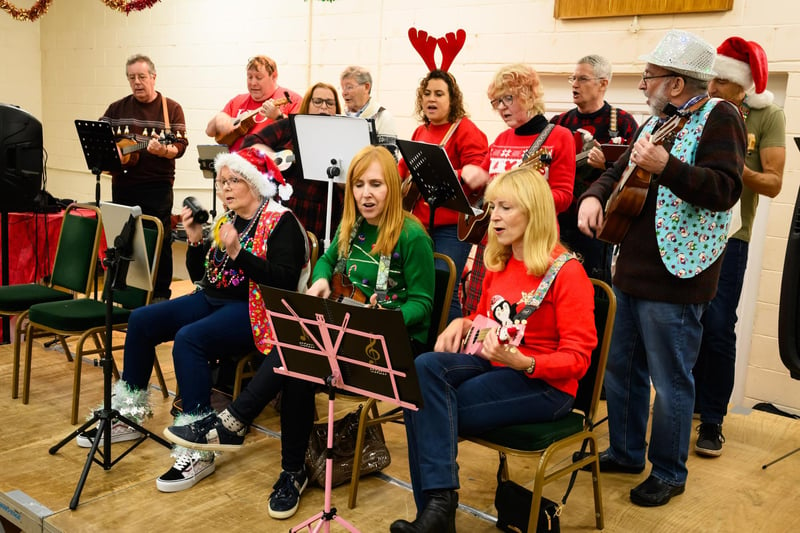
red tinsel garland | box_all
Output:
[0,0,52,21]
[101,0,162,14]
[1,0,161,21]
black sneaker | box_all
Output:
[268,469,308,519]
[695,422,725,457]
[163,412,246,451]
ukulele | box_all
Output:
[596,112,686,245]
[116,133,176,168]
[462,315,526,357]
[329,271,368,306]
[457,147,552,244]
[215,91,293,146]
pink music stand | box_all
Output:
[261,285,421,533]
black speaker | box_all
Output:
[0,103,43,213]
[778,138,800,379]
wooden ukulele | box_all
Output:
[116,133,176,168]
[596,113,686,244]
[329,271,368,306]
[457,147,552,244]
[401,177,421,212]
[215,91,292,146]
[462,315,526,357]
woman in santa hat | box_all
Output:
[75,146,311,493]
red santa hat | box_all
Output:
[714,37,774,109]
[214,147,293,201]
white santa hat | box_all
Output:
[714,36,774,109]
[214,147,293,202]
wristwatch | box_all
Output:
[524,356,536,376]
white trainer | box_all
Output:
[76,420,142,448]
[155,452,215,493]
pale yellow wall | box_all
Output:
[2,0,799,412]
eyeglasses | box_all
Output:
[640,73,676,84]
[490,94,514,109]
[215,176,243,188]
[311,97,336,108]
[568,76,604,84]
[341,83,364,93]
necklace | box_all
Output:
[205,200,266,286]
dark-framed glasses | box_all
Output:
[311,97,336,108]
[215,176,243,188]
[641,73,676,84]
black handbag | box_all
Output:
[494,477,560,533]
[304,404,391,488]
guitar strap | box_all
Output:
[608,106,618,139]
[334,216,392,301]
[520,123,555,164]
[161,93,171,134]
[439,119,462,148]
[514,252,574,322]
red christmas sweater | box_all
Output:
[398,117,488,227]
[469,252,596,397]
[481,116,575,214]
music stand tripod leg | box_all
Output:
[290,376,359,533]
[762,446,800,469]
[47,245,171,510]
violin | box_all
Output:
[329,271,368,306]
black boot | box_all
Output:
[390,490,458,533]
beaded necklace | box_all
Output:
[205,199,266,287]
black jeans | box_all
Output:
[228,347,316,473]
[112,181,174,298]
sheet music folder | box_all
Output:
[396,139,475,216]
[260,285,423,408]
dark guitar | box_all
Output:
[329,271,368,306]
[401,177,421,213]
[215,92,292,146]
[457,147,552,244]
[596,114,686,244]
[116,133,176,168]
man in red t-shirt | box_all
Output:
[205,55,301,152]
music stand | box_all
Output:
[75,119,122,300]
[291,114,372,249]
[396,139,475,232]
[48,202,171,510]
[197,144,229,220]
[261,286,422,533]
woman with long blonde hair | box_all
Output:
[391,167,596,533]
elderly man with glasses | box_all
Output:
[577,30,746,507]
[340,65,398,156]
[550,55,639,283]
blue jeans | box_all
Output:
[693,239,749,424]
[122,291,255,414]
[403,351,574,509]
[604,288,706,486]
[431,225,471,322]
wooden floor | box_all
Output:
[2,284,800,532]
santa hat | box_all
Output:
[214,147,293,201]
[714,37,774,109]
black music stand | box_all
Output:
[48,203,171,510]
[291,114,372,249]
[261,286,422,533]
[197,144,229,220]
[396,139,475,232]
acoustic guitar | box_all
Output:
[215,91,292,146]
[456,147,552,244]
[462,315,526,356]
[596,113,686,244]
[329,271,368,306]
[116,133,176,168]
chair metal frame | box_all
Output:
[22,214,169,424]
[4,204,103,400]
[461,278,616,531]
[346,251,457,509]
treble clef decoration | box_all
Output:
[365,338,381,364]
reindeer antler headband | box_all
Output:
[408,27,466,72]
